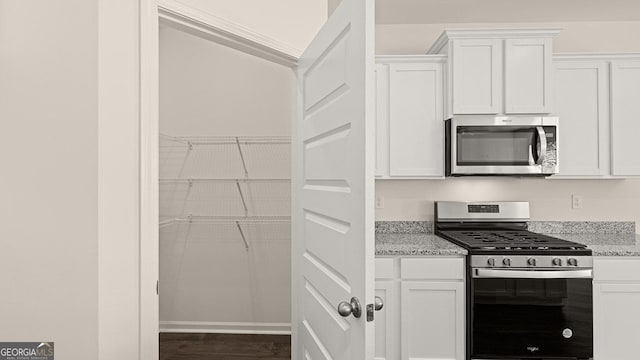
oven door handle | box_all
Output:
[473,268,593,279]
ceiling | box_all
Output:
[375,0,640,24]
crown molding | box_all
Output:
[554,52,640,62]
[427,27,563,54]
[158,0,300,67]
[375,54,447,63]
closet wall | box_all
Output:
[159,25,293,334]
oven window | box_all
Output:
[472,278,593,359]
[457,126,535,166]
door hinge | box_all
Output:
[366,304,374,322]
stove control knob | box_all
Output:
[503,258,512,267]
[552,258,563,266]
[527,258,537,267]
[568,258,578,267]
[487,258,496,267]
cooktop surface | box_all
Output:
[438,229,589,251]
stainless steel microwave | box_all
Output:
[445,116,559,176]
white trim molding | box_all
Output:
[427,27,562,54]
[139,0,160,360]
[158,0,300,67]
[160,321,292,335]
[554,53,640,61]
[375,54,447,64]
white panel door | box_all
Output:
[504,38,553,114]
[611,60,640,176]
[389,62,444,177]
[401,281,465,360]
[554,60,609,176]
[451,39,502,114]
[292,0,375,359]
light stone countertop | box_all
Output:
[375,221,638,257]
[375,233,467,256]
[551,233,640,257]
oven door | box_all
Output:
[448,116,558,176]
[471,268,593,360]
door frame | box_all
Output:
[138,1,300,358]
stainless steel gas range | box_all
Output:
[435,201,593,360]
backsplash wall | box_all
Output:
[375,179,640,226]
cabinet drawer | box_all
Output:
[376,258,395,280]
[401,257,464,280]
[594,257,640,282]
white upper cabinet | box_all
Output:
[375,63,390,177]
[505,38,553,114]
[375,56,445,178]
[551,54,640,178]
[611,60,640,176]
[428,28,560,117]
[553,57,610,176]
[451,39,502,114]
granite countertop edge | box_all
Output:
[375,233,467,256]
[375,221,640,257]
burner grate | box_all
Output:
[439,230,587,250]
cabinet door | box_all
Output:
[376,280,399,360]
[401,281,465,360]
[611,60,640,176]
[451,39,501,114]
[593,283,640,359]
[376,63,390,177]
[504,38,553,114]
[554,61,609,176]
[388,62,444,177]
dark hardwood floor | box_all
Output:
[160,333,291,360]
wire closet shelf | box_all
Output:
[159,134,291,251]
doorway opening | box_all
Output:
[157,22,293,359]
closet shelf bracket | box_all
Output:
[236,221,250,251]
[236,180,249,216]
[235,137,249,178]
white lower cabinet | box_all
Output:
[376,279,399,360]
[400,281,465,360]
[375,257,465,360]
[593,257,640,360]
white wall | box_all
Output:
[376,21,640,54]
[1,1,144,359]
[169,0,327,54]
[375,21,640,227]
[0,0,98,358]
[160,26,293,136]
[376,179,640,225]
[159,26,292,332]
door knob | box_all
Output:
[337,297,362,318]
[374,296,384,311]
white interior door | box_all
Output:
[291,0,375,359]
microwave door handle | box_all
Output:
[535,126,547,165]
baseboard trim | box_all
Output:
[160,321,292,335]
